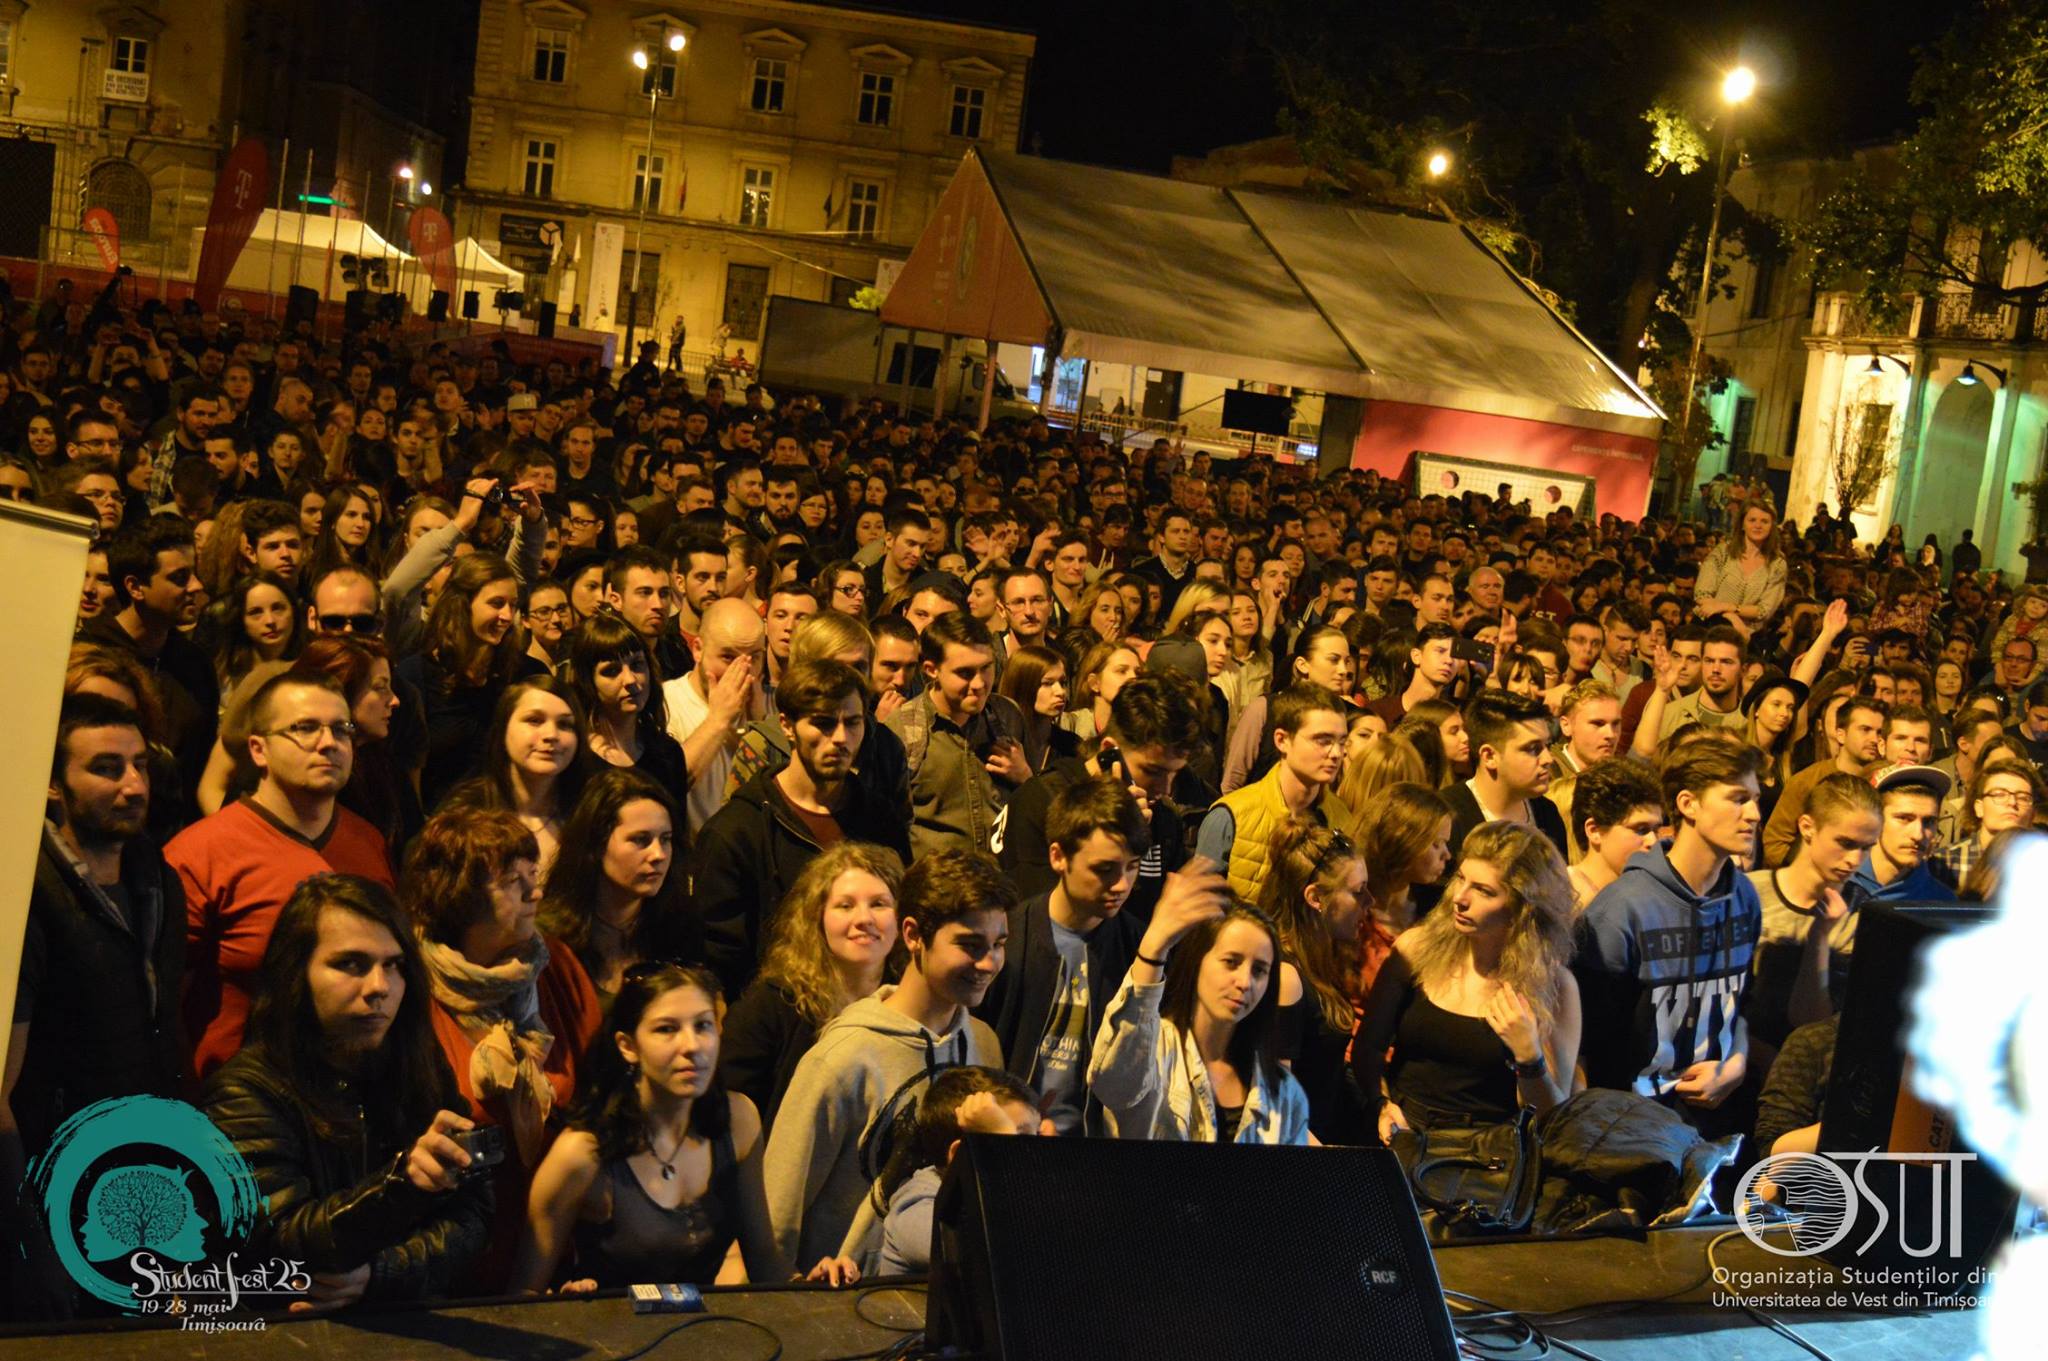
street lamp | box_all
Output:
[625,30,687,358]
[1676,65,1759,473]
[1426,150,1451,179]
[382,163,415,288]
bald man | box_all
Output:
[1466,566,1505,619]
[663,597,765,832]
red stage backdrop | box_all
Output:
[407,207,457,299]
[81,209,120,273]
[1350,399,1659,520]
[193,139,271,311]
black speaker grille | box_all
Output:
[952,1138,1456,1360]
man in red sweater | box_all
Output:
[168,675,393,1078]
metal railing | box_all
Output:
[1927,293,2020,341]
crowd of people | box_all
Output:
[1,276,2023,1318]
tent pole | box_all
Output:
[935,335,954,420]
[978,336,996,431]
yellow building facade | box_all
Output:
[0,0,235,273]
[458,0,1034,361]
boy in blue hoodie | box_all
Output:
[1574,737,1764,1136]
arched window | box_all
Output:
[85,159,153,241]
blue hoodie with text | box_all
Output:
[1572,840,1762,1101]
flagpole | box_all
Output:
[263,138,289,319]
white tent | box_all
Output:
[194,208,412,302]
[453,237,521,289]
[194,212,527,311]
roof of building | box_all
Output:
[882,149,1663,436]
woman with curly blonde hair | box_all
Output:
[1353,822,1580,1140]
[719,842,905,1131]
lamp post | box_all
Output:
[626,30,686,359]
[1676,66,1758,462]
[383,163,414,293]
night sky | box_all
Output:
[910,0,1980,171]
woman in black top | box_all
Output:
[1257,816,1372,1142]
[721,843,904,1132]
[1353,822,1580,1139]
[512,963,856,1289]
[558,611,689,803]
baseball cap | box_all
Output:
[507,392,538,412]
[1874,764,1953,801]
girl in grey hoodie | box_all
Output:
[762,849,1012,1269]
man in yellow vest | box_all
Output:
[1196,685,1354,904]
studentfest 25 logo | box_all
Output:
[19,1095,303,1322]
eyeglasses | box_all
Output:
[316,612,383,635]
[566,516,603,530]
[265,718,358,748]
[528,604,573,620]
[1980,789,2035,808]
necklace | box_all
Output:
[648,1124,687,1180]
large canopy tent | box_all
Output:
[882,149,1666,517]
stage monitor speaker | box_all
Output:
[428,289,449,322]
[928,1135,1458,1361]
[284,285,319,330]
[536,301,557,338]
[343,288,372,332]
[461,289,480,320]
[1816,901,2018,1293]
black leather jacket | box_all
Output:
[201,1045,491,1301]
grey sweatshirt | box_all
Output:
[761,988,1003,1269]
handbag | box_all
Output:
[1392,1106,1540,1236]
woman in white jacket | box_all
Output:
[1087,866,1313,1146]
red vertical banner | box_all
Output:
[81,208,121,272]
[407,206,458,298]
[193,138,271,310]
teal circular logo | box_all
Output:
[20,1096,266,1311]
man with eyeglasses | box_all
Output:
[1932,758,2038,891]
[166,674,395,1079]
[1995,637,2037,706]
[64,411,122,464]
[52,456,126,534]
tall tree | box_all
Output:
[1802,0,2048,324]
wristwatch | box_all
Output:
[1509,1053,1549,1080]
